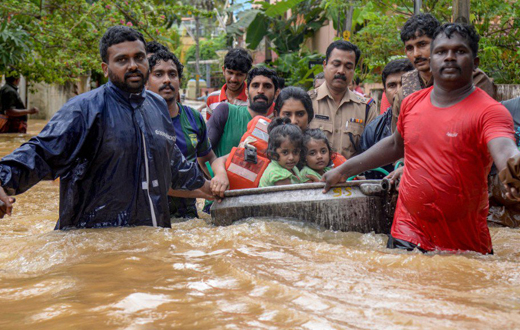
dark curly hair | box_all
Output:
[266,117,304,162]
[148,50,184,80]
[303,128,335,167]
[99,26,146,63]
[274,87,314,124]
[224,48,253,74]
[382,58,414,88]
[400,13,440,43]
[431,23,480,57]
[247,66,280,91]
[325,40,361,66]
[146,41,170,55]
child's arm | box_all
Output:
[274,178,292,186]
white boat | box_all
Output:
[210,180,397,233]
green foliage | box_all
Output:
[0,0,209,84]
[228,0,326,55]
[272,51,323,90]
[185,34,226,63]
[0,21,31,72]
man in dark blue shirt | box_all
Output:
[0,26,215,229]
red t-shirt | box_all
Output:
[380,91,391,114]
[394,87,514,254]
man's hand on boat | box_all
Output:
[210,173,229,199]
[385,167,404,187]
[321,168,349,193]
[0,186,15,218]
[169,180,222,202]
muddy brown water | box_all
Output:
[0,120,519,329]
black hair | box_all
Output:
[148,50,184,80]
[303,128,334,167]
[99,26,146,63]
[274,86,314,124]
[247,66,280,91]
[276,77,286,89]
[224,48,253,73]
[431,23,480,57]
[325,40,361,65]
[381,58,414,88]
[266,117,304,162]
[146,41,169,55]
[354,77,361,85]
[400,13,440,43]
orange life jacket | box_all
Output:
[226,116,271,190]
[332,152,346,168]
[225,147,270,190]
[239,116,270,158]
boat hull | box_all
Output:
[210,181,395,233]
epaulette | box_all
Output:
[350,91,368,104]
[308,89,318,99]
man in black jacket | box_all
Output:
[0,26,215,228]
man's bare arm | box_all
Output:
[322,130,405,192]
[6,107,39,117]
[488,137,520,200]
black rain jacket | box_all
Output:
[0,82,205,229]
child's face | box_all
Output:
[305,138,330,172]
[276,139,301,171]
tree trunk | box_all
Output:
[452,0,470,24]
[195,15,201,98]
[414,0,422,15]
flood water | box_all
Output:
[0,120,519,329]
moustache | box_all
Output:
[124,70,144,80]
[159,83,175,92]
[253,95,268,102]
[414,57,428,65]
[333,74,347,81]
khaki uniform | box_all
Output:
[309,82,377,159]
[391,68,496,132]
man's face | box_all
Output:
[430,33,477,87]
[222,67,247,93]
[323,48,356,94]
[384,71,407,105]
[247,75,277,114]
[102,40,149,93]
[404,33,432,73]
[147,59,180,104]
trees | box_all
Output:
[0,0,195,84]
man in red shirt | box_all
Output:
[322,23,520,254]
[204,48,252,120]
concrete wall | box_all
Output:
[497,84,520,101]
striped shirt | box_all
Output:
[205,83,248,121]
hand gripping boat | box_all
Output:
[210,180,397,233]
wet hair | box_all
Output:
[431,23,480,57]
[325,40,361,65]
[148,50,184,80]
[400,13,440,43]
[247,66,280,91]
[313,72,325,85]
[274,86,314,124]
[382,58,414,88]
[266,117,304,161]
[303,129,335,167]
[146,41,169,55]
[99,26,146,63]
[224,48,253,74]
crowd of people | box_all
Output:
[0,13,520,255]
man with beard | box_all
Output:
[0,26,216,228]
[207,66,280,158]
[323,23,520,254]
[205,48,252,121]
[391,13,495,132]
[146,50,217,218]
[309,40,378,160]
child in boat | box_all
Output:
[300,128,334,182]
[259,117,304,187]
